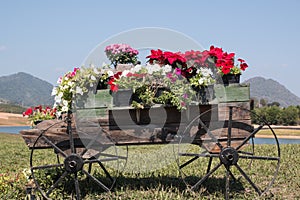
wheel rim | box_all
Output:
[177,105,280,199]
[30,116,120,199]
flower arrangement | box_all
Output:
[105,43,139,68]
[207,46,248,75]
[51,67,80,116]
[110,64,195,110]
[51,44,249,114]
[184,46,249,76]
[23,105,56,126]
[146,49,186,68]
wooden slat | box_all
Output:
[214,83,250,103]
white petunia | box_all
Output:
[91,75,96,81]
[61,106,68,112]
[131,65,142,73]
[107,70,114,77]
[76,86,83,95]
[58,92,63,98]
[54,95,62,103]
[121,70,130,77]
[51,87,57,96]
[162,64,172,75]
[198,78,204,85]
[63,100,69,106]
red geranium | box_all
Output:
[146,49,187,68]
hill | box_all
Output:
[0,72,54,107]
[243,77,300,107]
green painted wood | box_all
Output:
[93,89,113,108]
[214,84,250,102]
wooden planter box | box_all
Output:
[214,83,250,103]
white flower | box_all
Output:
[57,77,62,84]
[121,70,130,77]
[63,100,69,106]
[68,81,74,87]
[54,95,61,103]
[61,106,68,112]
[58,92,63,98]
[198,78,204,85]
[51,87,57,96]
[131,64,142,73]
[200,68,213,77]
[91,75,96,81]
[161,64,172,75]
[76,86,83,95]
[107,70,114,77]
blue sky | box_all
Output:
[1,0,300,96]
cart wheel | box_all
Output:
[30,117,123,200]
[177,106,280,199]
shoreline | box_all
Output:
[255,134,300,139]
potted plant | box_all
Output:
[206,46,248,85]
[23,105,56,126]
[105,43,139,69]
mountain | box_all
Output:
[0,72,54,107]
[243,77,300,107]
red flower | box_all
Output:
[147,49,186,67]
[163,51,186,65]
[146,49,164,64]
[23,107,33,116]
[238,58,248,71]
[34,105,42,112]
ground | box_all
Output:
[0,112,29,126]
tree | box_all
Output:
[280,106,298,125]
[260,98,268,107]
[251,106,281,125]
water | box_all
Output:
[0,126,30,134]
[252,137,300,144]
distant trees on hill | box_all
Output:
[251,98,300,125]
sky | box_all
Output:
[1,0,300,96]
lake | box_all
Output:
[1,126,300,144]
[0,126,30,134]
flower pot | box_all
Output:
[153,87,170,104]
[221,74,241,85]
[112,89,133,107]
[193,85,214,104]
[116,64,133,71]
[96,80,108,90]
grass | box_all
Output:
[0,132,300,199]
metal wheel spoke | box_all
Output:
[238,150,254,156]
[198,119,223,150]
[46,171,68,196]
[80,129,103,157]
[179,156,199,169]
[41,136,67,157]
[178,153,218,169]
[239,155,280,161]
[235,164,262,195]
[225,168,230,200]
[191,162,222,190]
[236,123,265,151]
[74,173,81,200]
[31,163,63,170]
[82,169,110,192]
[227,107,233,147]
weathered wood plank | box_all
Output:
[214,84,250,103]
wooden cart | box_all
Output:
[20,84,280,200]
